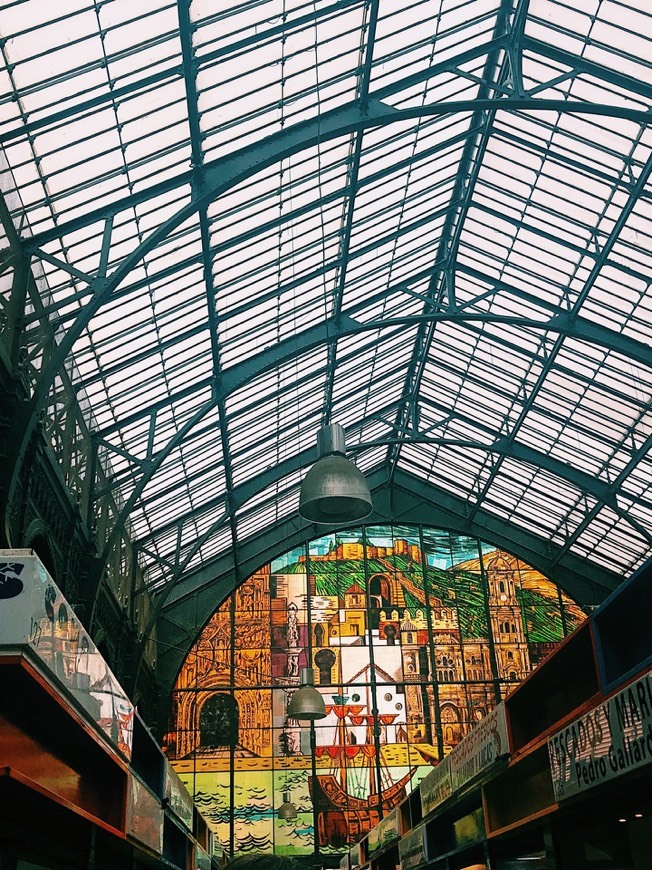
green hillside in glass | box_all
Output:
[517,588,565,642]
[285,554,568,643]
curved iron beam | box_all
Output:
[136,422,652,587]
[6,94,651,552]
[153,466,623,708]
[93,306,651,442]
[78,304,652,602]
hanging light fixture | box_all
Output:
[277,791,298,820]
[286,667,326,721]
[298,423,372,523]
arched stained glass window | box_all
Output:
[165,525,584,856]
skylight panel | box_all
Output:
[411,442,489,496]
[370,0,498,93]
[188,503,228,540]
[198,4,363,161]
[0,63,20,129]
[332,333,413,389]
[349,286,425,322]
[583,258,651,318]
[590,4,652,79]
[590,350,652,403]
[1,0,651,596]
[576,506,651,573]
[622,455,652,502]
[7,16,102,92]
[160,526,233,581]
[235,471,303,535]
[349,445,384,475]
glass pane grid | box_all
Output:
[1,0,651,587]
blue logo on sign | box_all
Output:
[0,562,25,599]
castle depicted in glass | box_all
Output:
[166,525,584,855]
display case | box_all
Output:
[0,550,133,758]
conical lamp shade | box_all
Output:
[299,424,372,524]
[278,792,298,820]
[287,667,326,721]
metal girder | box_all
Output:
[24,124,475,335]
[176,0,243,593]
[321,0,380,427]
[0,193,30,370]
[87,300,651,566]
[20,36,504,254]
[454,262,652,367]
[463,149,652,532]
[6,48,651,598]
[154,465,622,704]
[77,300,649,572]
[19,94,650,263]
[387,0,517,482]
[133,436,347,549]
[93,303,651,447]
[550,424,652,566]
[522,35,652,103]
[0,0,362,151]
[135,424,645,569]
[392,427,648,544]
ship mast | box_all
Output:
[365,715,377,799]
[335,703,348,795]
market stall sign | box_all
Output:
[449,702,509,792]
[398,824,428,870]
[548,666,652,801]
[420,755,452,818]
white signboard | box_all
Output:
[548,666,652,801]
[420,755,452,817]
[165,762,194,830]
[398,824,428,870]
[0,551,134,758]
[126,773,164,853]
[379,805,400,846]
[449,702,509,791]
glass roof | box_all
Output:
[1,0,651,599]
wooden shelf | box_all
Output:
[592,557,652,693]
[0,648,218,870]
[0,552,220,870]
[0,650,127,831]
[0,765,125,839]
[132,711,166,798]
[483,746,556,836]
[505,620,599,754]
[358,556,652,870]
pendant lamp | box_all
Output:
[286,667,326,721]
[277,792,298,820]
[298,424,372,524]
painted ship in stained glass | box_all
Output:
[309,696,416,848]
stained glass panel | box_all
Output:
[166,523,585,855]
